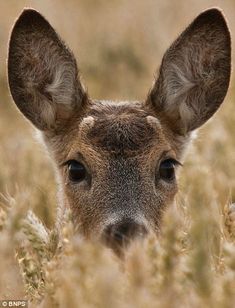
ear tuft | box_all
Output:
[148,8,231,134]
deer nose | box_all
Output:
[102,219,148,249]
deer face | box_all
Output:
[8,9,231,253]
[46,101,182,251]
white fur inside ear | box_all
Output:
[40,101,56,128]
[178,101,194,129]
[164,63,195,104]
[161,57,201,132]
[163,62,196,112]
[46,62,76,106]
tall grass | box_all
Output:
[0,1,235,307]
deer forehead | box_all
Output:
[76,101,167,156]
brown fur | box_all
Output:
[7,8,231,253]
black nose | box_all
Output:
[103,219,148,249]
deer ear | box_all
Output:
[148,8,231,134]
[8,9,87,131]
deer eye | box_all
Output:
[159,159,179,181]
[68,160,87,182]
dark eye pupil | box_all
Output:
[68,161,86,182]
[159,159,175,181]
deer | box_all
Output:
[7,8,231,255]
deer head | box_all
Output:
[8,8,231,254]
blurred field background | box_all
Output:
[0,0,235,307]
